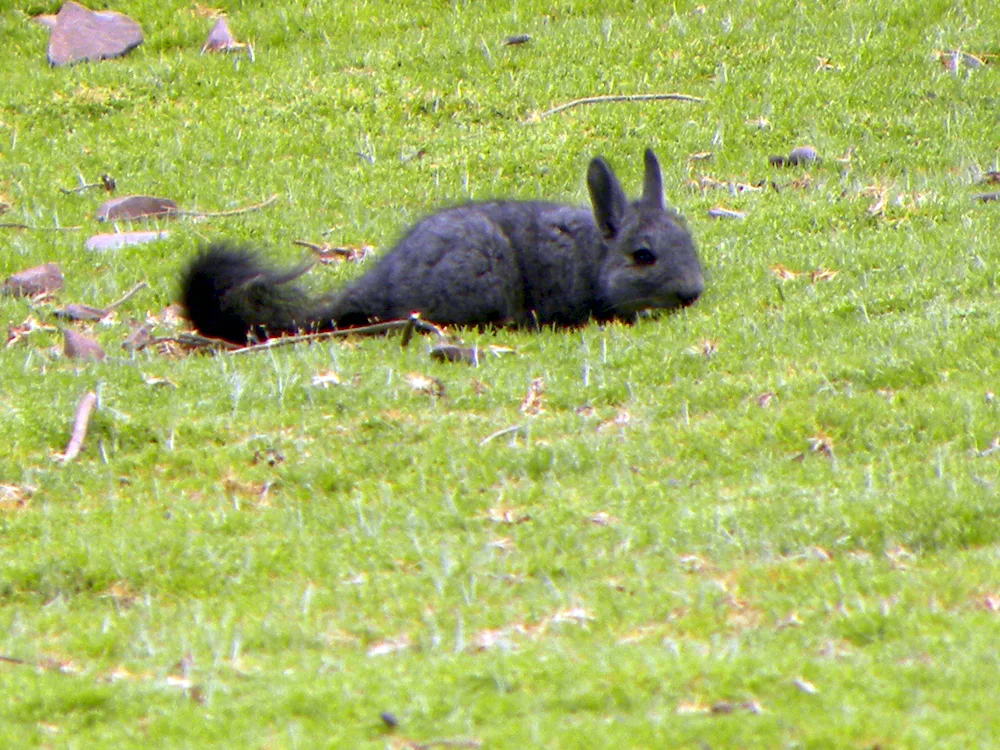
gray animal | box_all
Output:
[180,149,703,344]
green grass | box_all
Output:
[3,0,1000,746]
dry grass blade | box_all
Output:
[0,222,81,232]
[183,194,278,218]
[479,424,523,446]
[224,318,448,354]
[531,92,705,120]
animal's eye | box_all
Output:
[631,247,656,266]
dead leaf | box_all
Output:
[54,303,109,322]
[788,146,821,165]
[587,511,618,526]
[885,545,915,568]
[696,339,718,357]
[707,207,746,220]
[164,674,194,690]
[191,3,226,19]
[367,636,411,657]
[96,195,178,222]
[678,554,707,573]
[757,392,777,407]
[57,391,98,463]
[430,344,479,365]
[311,370,343,388]
[519,377,545,415]
[102,666,139,683]
[47,1,144,67]
[150,304,186,329]
[550,607,593,625]
[142,374,176,388]
[769,264,800,281]
[487,537,516,552]
[776,611,803,629]
[63,329,106,360]
[503,34,531,46]
[597,408,631,433]
[483,507,531,524]
[867,190,887,217]
[7,317,58,347]
[471,628,516,651]
[809,546,832,562]
[938,49,985,70]
[201,17,245,54]
[405,372,445,397]
[810,268,839,283]
[676,701,710,715]
[101,581,140,608]
[792,677,818,695]
[3,263,63,297]
[807,432,835,458]
[122,324,154,352]
[252,448,284,467]
[0,484,34,510]
[295,242,374,264]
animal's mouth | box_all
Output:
[614,290,701,315]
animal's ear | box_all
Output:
[642,149,664,209]
[587,157,631,240]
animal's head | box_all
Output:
[588,149,703,318]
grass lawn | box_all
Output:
[3,0,1000,746]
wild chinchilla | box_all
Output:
[180,149,703,344]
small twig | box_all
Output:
[227,318,449,355]
[60,183,102,195]
[60,391,97,463]
[403,738,483,749]
[59,174,116,195]
[293,240,373,264]
[479,424,523,446]
[159,318,449,355]
[175,193,280,218]
[0,655,28,665]
[533,92,705,120]
[292,240,326,253]
[150,333,243,352]
[976,437,1000,457]
[0,223,81,232]
[105,281,149,311]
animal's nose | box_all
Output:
[676,277,703,307]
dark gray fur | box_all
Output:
[180,149,703,344]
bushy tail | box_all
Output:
[179,244,335,344]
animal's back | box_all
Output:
[331,200,603,327]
